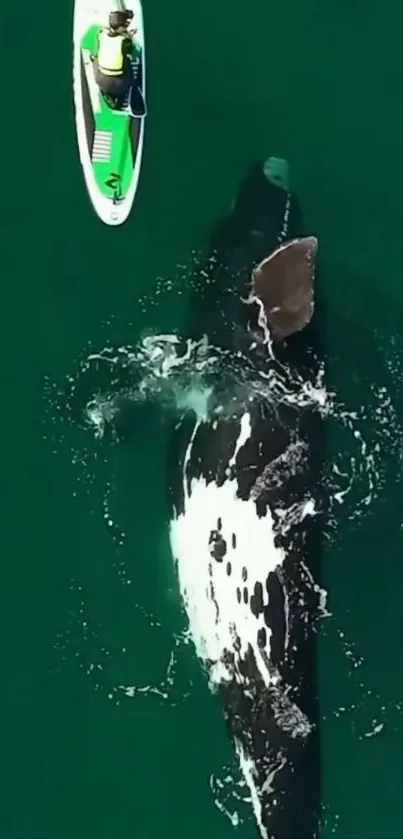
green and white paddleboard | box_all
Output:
[73,0,146,226]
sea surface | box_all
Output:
[3,0,403,837]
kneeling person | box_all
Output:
[93,10,136,98]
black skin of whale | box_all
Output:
[167,161,325,839]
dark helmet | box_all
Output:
[108,9,133,30]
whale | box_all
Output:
[58,155,324,836]
[167,158,325,839]
[52,147,403,839]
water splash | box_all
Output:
[52,577,194,707]
[209,762,254,829]
[46,327,392,542]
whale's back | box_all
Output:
[168,394,324,837]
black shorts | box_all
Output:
[94,58,133,97]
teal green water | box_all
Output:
[3,0,403,837]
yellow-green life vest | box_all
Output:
[97,31,125,76]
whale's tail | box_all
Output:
[263,156,290,191]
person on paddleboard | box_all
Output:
[92,10,137,99]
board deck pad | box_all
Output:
[78,21,145,210]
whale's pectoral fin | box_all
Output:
[252,236,318,340]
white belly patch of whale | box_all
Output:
[169,410,313,837]
[169,411,285,691]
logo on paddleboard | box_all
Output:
[105,172,123,203]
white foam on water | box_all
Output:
[209,763,252,830]
[53,577,194,707]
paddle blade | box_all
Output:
[129,85,147,118]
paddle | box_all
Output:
[129,84,147,118]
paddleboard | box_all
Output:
[73,0,146,226]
